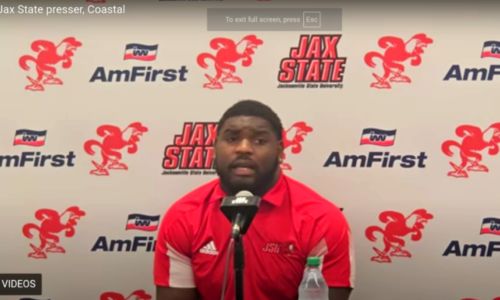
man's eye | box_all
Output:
[254,138,267,145]
[225,136,238,142]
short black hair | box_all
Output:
[217,99,283,140]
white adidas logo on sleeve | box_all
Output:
[199,240,219,255]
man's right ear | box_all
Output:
[277,142,284,156]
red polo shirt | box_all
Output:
[154,174,354,300]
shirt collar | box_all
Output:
[210,173,287,207]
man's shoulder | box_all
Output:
[168,178,220,214]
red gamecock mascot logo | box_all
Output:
[442,123,500,178]
[197,35,263,89]
[281,122,313,170]
[364,33,433,89]
[100,290,152,300]
[365,209,433,263]
[22,206,86,259]
[84,122,148,176]
[19,37,82,91]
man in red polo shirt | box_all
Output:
[154,100,354,300]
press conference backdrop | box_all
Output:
[1,0,499,299]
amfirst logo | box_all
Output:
[13,129,47,147]
[91,214,158,253]
[90,43,188,83]
[123,43,158,61]
[1,129,76,168]
[444,41,500,81]
[443,217,500,257]
[324,128,428,168]
[360,128,396,147]
[480,218,500,236]
[91,236,156,252]
[125,214,160,232]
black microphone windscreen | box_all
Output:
[220,191,261,235]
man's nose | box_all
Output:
[235,138,253,153]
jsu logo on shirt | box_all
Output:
[262,242,295,255]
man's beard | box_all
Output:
[215,158,280,196]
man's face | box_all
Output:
[214,115,283,196]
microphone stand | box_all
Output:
[231,214,245,300]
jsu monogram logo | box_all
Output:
[100,290,152,300]
[281,122,313,170]
[262,242,295,255]
[364,33,433,89]
[197,35,263,89]
[365,209,433,263]
[442,123,500,178]
[19,37,82,91]
[84,122,148,176]
[22,206,85,259]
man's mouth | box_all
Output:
[230,160,257,176]
[232,167,255,176]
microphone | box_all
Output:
[220,190,261,237]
